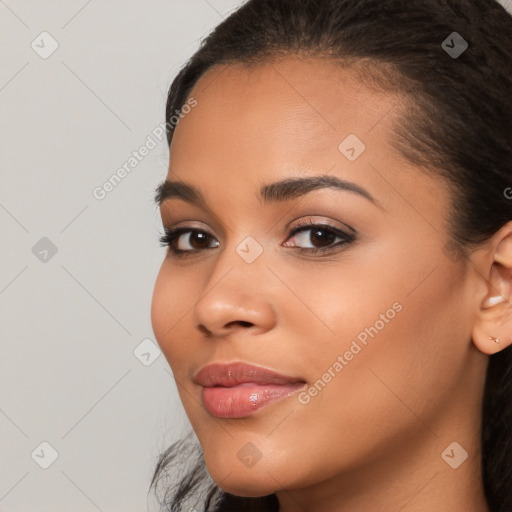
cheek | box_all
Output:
[305,262,467,426]
[150,263,197,372]
[150,264,173,346]
[271,255,401,367]
[279,252,465,425]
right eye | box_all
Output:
[159,227,220,257]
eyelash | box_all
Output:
[158,218,356,258]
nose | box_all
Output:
[193,266,277,338]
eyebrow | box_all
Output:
[154,174,379,209]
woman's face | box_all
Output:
[151,57,487,501]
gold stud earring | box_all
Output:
[489,336,500,344]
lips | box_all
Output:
[194,362,306,419]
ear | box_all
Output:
[472,223,512,355]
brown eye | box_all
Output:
[308,227,337,248]
[159,228,220,256]
[284,224,354,252]
[177,231,216,250]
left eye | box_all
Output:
[283,225,354,251]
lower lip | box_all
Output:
[201,382,305,418]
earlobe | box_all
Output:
[472,226,512,355]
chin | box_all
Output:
[204,452,286,497]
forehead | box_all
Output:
[166,56,449,221]
[171,56,398,157]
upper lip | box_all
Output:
[194,362,305,387]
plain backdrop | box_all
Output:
[1,1,511,511]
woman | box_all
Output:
[150,0,512,510]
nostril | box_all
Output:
[228,320,253,328]
[198,324,212,336]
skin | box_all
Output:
[151,56,512,512]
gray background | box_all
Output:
[1,1,511,511]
